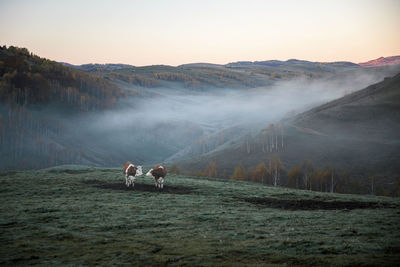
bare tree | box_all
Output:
[368,173,375,195]
[269,155,284,186]
[301,160,314,190]
[330,168,336,193]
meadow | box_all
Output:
[1,167,399,266]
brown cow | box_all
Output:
[122,161,143,187]
[146,164,167,189]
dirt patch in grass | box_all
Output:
[83,180,194,195]
[0,171,18,176]
[242,197,395,210]
[48,169,96,174]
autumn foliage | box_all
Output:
[0,46,135,111]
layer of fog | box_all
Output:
[66,66,400,164]
[94,67,396,132]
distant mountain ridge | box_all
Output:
[58,57,388,91]
[60,62,135,71]
[61,59,361,70]
[226,59,359,68]
[61,56,399,90]
[62,56,400,69]
[358,56,400,67]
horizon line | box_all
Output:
[2,44,399,68]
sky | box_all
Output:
[0,0,399,66]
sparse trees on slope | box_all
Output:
[169,164,181,175]
[269,155,284,186]
[336,171,350,193]
[203,161,217,177]
[288,165,302,189]
[390,178,400,197]
[329,167,340,193]
[231,163,247,181]
[368,173,376,195]
[253,162,269,184]
[301,160,314,190]
[260,124,285,153]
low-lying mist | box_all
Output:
[65,66,399,165]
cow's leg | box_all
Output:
[129,176,135,187]
[125,175,129,187]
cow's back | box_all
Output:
[152,164,167,178]
[123,161,132,174]
[123,161,138,176]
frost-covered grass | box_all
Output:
[1,168,399,266]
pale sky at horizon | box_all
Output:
[0,0,399,66]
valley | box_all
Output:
[1,45,400,196]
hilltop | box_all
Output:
[359,56,400,67]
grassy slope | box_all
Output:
[1,168,399,266]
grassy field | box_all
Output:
[1,167,399,266]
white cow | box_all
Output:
[122,161,143,187]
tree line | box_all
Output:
[169,157,400,197]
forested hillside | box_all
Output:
[0,46,137,170]
[0,46,137,110]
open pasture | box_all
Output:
[1,167,399,266]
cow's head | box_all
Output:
[146,169,153,177]
[136,166,143,176]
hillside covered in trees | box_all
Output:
[0,46,138,110]
[0,46,137,170]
